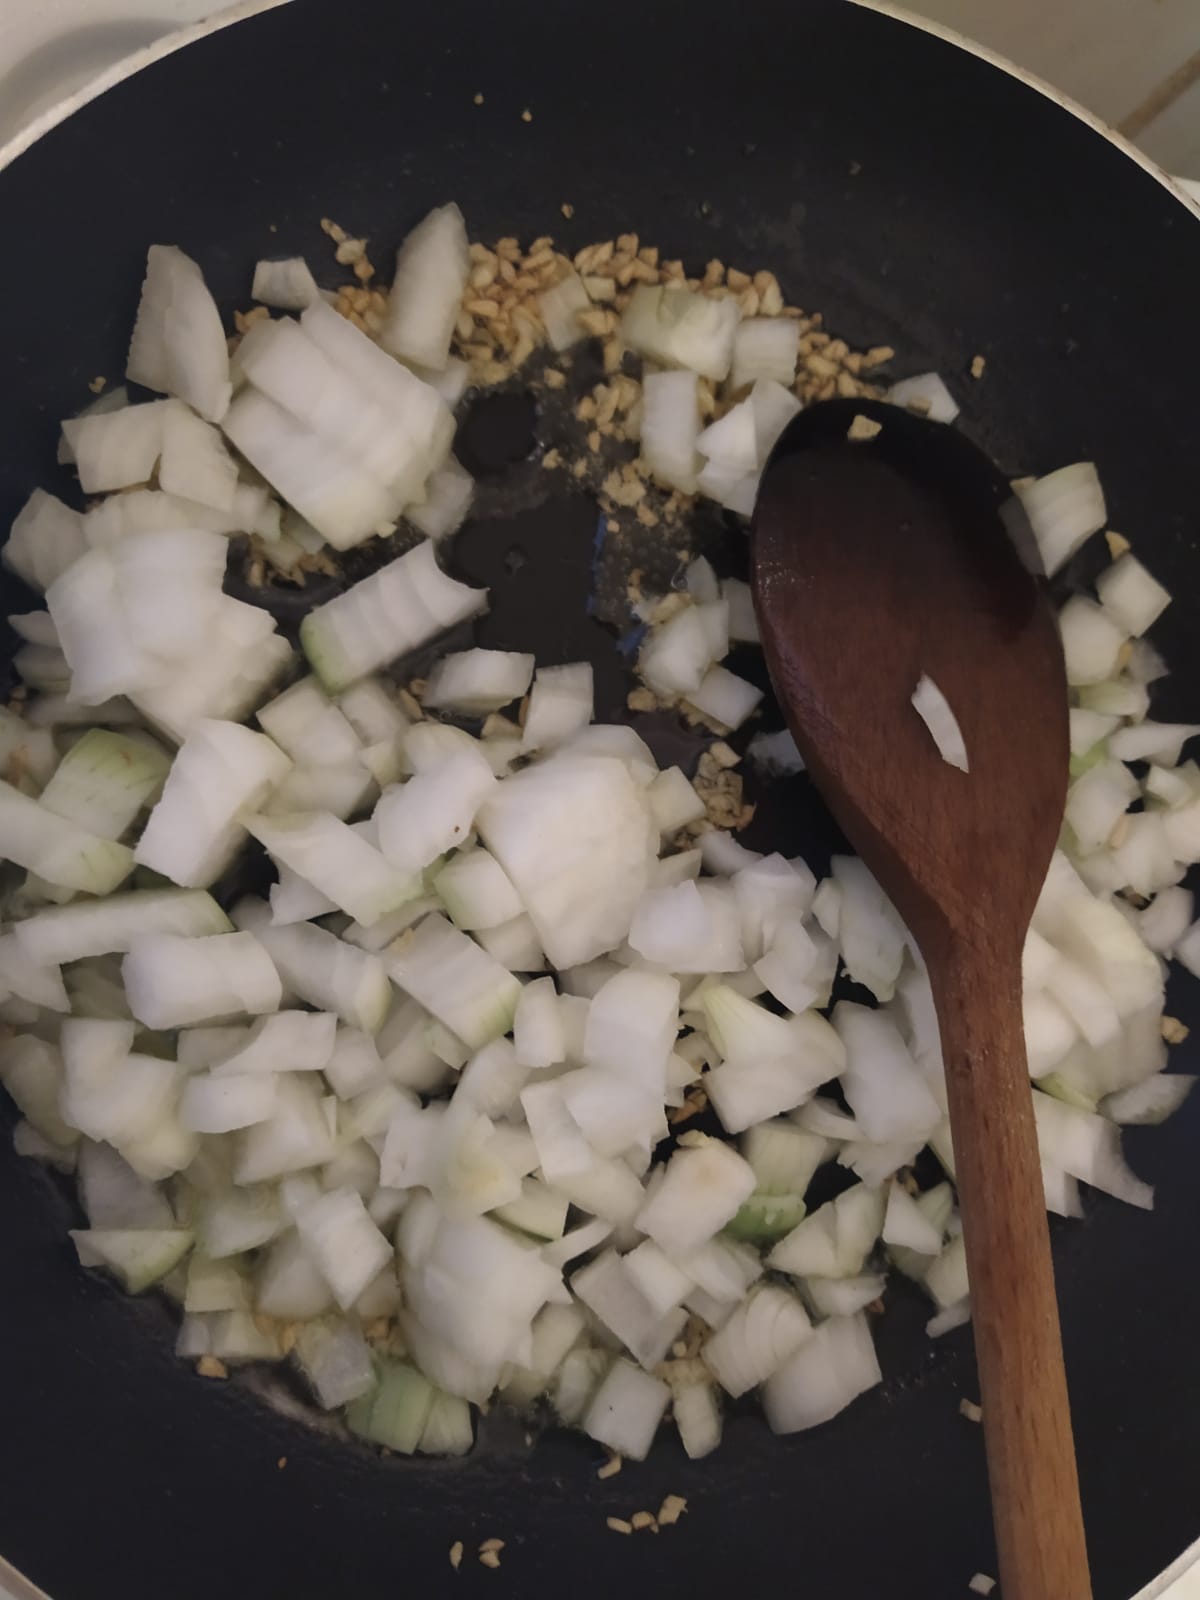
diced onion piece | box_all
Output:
[296,1187,393,1310]
[581,1357,671,1461]
[1108,722,1199,766]
[1103,1073,1195,1125]
[135,719,291,888]
[407,458,475,542]
[179,1072,278,1133]
[698,396,757,476]
[4,491,87,592]
[762,1312,882,1433]
[640,370,701,493]
[620,284,739,381]
[433,847,523,931]
[521,662,594,753]
[647,766,706,833]
[834,1002,941,1143]
[0,778,133,894]
[301,541,487,693]
[246,811,418,927]
[478,754,656,969]
[1059,596,1127,686]
[1014,463,1106,577]
[222,386,397,549]
[61,395,167,494]
[424,648,534,715]
[1032,1091,1153,1208]
[15,888,229,968]
[731,318,799,390]
[235,901,392,1034]
[122,930,280,1031]
[911,673,969,772]
[635,1136,755,1257]
[38,729,169,841]
[537,270,591,351]
[513,976,566,1069]
[388,914,520,1050]
[126,245,231,423]
[882,1179,944,1253]
[685,664,763,731]
[887,372,960,423]
[252,256,319,310]
[703,1285,813,1397]
[1096,553,1170,637]
[71,1228,194,1294]
[722,577,760,644]
[638,602,728,698]
[380,204,471,370]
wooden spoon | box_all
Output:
[751,398,1091,1600]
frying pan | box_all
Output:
[2,3,1199,1596]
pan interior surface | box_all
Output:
[1,3,1199,1597]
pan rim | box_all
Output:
[1,0,1197,234]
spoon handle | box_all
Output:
[930,938,1093,1600]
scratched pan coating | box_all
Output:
[1,4,1199,1596]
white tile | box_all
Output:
[902,0,1200,130]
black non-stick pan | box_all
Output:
[2,3,1199,1596]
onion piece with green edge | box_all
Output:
[301,540,487,693]
[387,914,520,1050]
[71,1228,194,1294]
[0,779,134,895]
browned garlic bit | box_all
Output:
[657,1494,689,1526]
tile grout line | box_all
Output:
[1118,45,1200,139]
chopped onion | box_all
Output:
[887,372,960,423]
[301,540,487,693]
[730,318,799,391]
[252,256,320,310]
[1014,462,1106,577]
[910,673,969,772]
[1096,553,1170,637]
[639,370,701,493]
[621,284,739,382]
[127,245,231,423]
